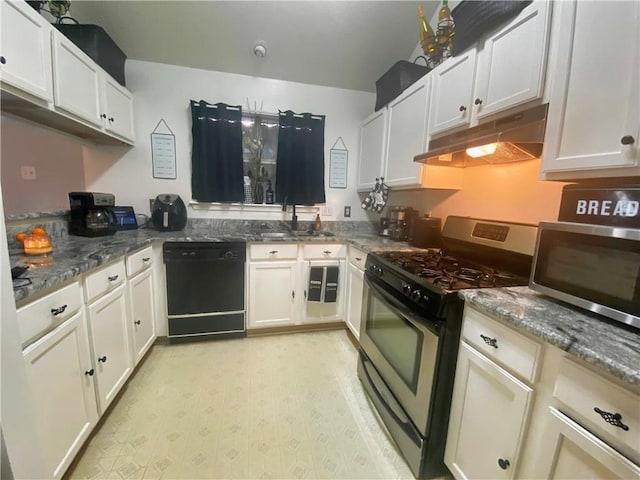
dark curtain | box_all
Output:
[275,110,326,205]
[190,100,244,202]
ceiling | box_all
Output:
[66,1,438,93]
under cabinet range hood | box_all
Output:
[414,104,548,167]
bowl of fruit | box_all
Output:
[15,227,53,255]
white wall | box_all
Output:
[83,60,375,222]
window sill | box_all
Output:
[189,202,319,214]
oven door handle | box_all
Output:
[360,353,423,447]
[365,273,439,335]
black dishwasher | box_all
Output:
[163,241,246,342]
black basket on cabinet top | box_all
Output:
[374,59,431,111]
[54,24,127,87]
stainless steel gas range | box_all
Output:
[357,216,538,479]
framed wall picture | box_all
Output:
[151,119,177,179]
[329,137,348,189]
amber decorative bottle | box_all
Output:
[418,6,437,60]
[315,214,322,232]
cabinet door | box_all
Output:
[102,73,135,142]
[51,30,102,127]
[22,311,98,479]
[248,261,298,328]
[539,408,640,479]
[86,284,132,413]
[0,0,53,102]
[541,1,640,177]
[474,0,551,120]
[345,262,364,340]
[445,342,533,480]
[357,109,387,191]
[303,259,345,324]
[384,76,431,188]
[129,269,155,365]
[429,49,477,135]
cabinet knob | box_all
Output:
[134,320,141,325]
[621,135,635,145]
[0,56,6,65]
[498,458,510,470]
[594,407,629,431]
[291,290,295,300]
[474,98,483,105]
[108,275,119,282]
[85,368,94,376]
[51,304,68,316]
[109,117,115,122]
[480,334,498,348]
[459,105,467,112]
[100,113,107,119]
[98,356,107,363]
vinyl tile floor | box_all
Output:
[66,329,448,480]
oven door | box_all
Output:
[359,271,441,435]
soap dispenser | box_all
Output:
[314,213,322,231]
[265,181,274,204]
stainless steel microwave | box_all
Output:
[530,222,640,330]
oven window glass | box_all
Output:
[534,230,640,316]
[365,293,423,393]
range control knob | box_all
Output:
[402,283,412,296]
[370,265,383,277]
[411,289,423,302]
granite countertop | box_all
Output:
[459,287,640,387]
[10,226,413,304]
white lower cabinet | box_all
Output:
[445,343,533,480]
[22,310,98,479]
[128,268,155,364]
[345,247,366,340]
[539,408,640,479]
[450,305,640,480]
[86,282,132,413]
[248,260,299,328]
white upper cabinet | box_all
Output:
[541,0,639,180]
[430,49,477,135]
[385,75,431,187]
[358,75,463,191]
[52,30,102,127]
[357,108,387,191]
[474,0,551,120]
[430,0,551,136]
[0,0,53,102]
[101,74,135,142]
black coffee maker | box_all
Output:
[69,192,117,237]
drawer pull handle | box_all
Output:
[51,304,68,316]
[134,320,141,325]
[594,407,629,431]
[291,290,295,300]
[142,257,151,262]
[98,356,107,363]
[323,250,332,255]
[498,458,510,470]
[480,334,498,348]
[108,275,119,282]
[355,257,362,261]
[85,369,94,376]
[269,250,278,255]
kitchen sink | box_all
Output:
[259,232,292,238]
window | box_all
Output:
[241,112,279,204]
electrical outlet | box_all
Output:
[21,166,36,180]
[344,206,351,218]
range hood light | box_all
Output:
[466,143,498,158]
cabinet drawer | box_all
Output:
[303,244,346,259]
[250,243,298,260]
[17,282,82,347]
[348,247,367,270]
[462,306,541,383]
[126,245,153,277]
[84,260,126,303]
[554,357,640,457]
